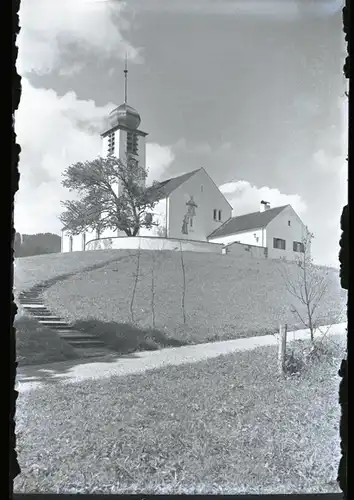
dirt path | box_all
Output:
[17,322,346,393]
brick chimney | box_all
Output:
[260,200,271,212]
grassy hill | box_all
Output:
[34,249,347,347]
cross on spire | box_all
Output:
[124,53,128,104]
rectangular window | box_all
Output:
[190,217,193,227]
[273,238,286,250]
[218,210,222,221]
[127,132,138,156]
[213,209,217,220]
[288,220,291,226]
[69,236,73,252]
[293,241,304,253]
[107,132,115,155]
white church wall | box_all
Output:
[139,198,168,237]
[61,233,83,253]
[168,168,233,241]
[266,205,308,262]
[85,236,222,253]
[209,228,265,247]
[61,229,97,253]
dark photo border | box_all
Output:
[9,0,350,498]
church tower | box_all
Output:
[100,56,148,196]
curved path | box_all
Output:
[17,322,346,393]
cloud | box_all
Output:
[14,79,174,235]
[146,144,175,184]
[219,180,307,217]
[17,0,142,76]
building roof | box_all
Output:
[208,205,289,239]
[146,168,201,202]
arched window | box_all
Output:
[145,213,153,224]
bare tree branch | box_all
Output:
[280,232,331,343]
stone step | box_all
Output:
[63,336,100,343]
[25,309,52,315]
[78,348,115,358]
[68,339,106,347]
[21,298,41,302]
[44,324,73,331]
[32,315,64,321]
[57,330,98,341]
[38,320,69,326]
[21,304,47,309]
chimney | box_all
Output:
[260,200,271,212]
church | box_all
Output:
[61,64,309,262]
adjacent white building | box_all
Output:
[208,201,309,261]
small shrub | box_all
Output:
[284,350,305,376]
[284,335,345,376]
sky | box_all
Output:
[14,0,347,266]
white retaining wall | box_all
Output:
[223,241,268,259]
[85,236,223,253]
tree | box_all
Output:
[59,156,159,237]
[14,233,61,257]
[280,232,330,343]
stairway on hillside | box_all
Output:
[18,286,115,360]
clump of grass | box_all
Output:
[15,314,78,366]
[284,334,345,377]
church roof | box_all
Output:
[147,169,201,202]
[208,205,289,239]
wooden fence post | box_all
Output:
[278,323,287,376]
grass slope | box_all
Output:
[15,314,78,366]
[14,250,132,294]
[42,250,346,347]
[14,336,344,495]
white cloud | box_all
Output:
[14,79,174,235]
[219,180,307,217]
[146,144,175,184]
[17,0,142,76]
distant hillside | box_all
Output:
[14,232,61,258]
